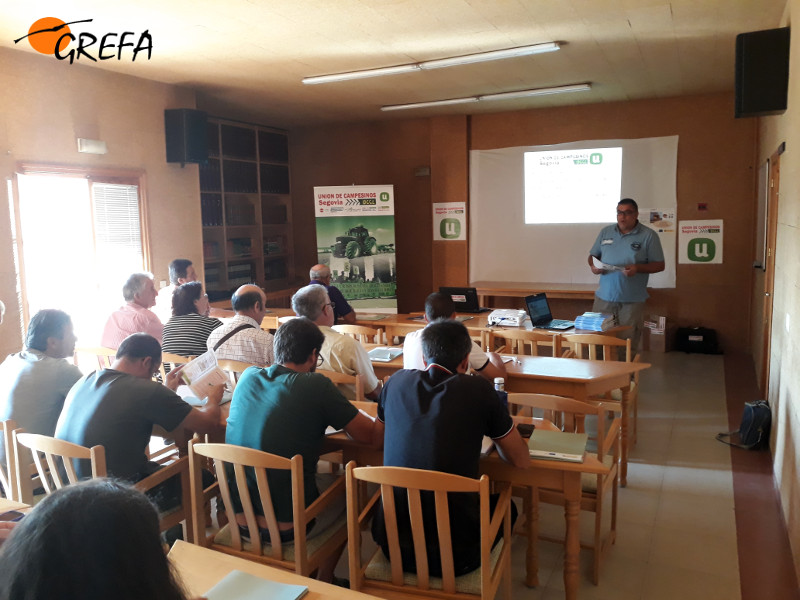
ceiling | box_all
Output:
[0,0,787,128]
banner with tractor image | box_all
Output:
[314,185,397,312]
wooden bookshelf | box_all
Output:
[199,118,295,300]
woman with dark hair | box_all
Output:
[0,479,188,600]
[162,281,222,357]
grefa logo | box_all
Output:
[14,18,152,64]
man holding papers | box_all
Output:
[373,319,529,577]
[588,198,665,353]
[55,333,223,510]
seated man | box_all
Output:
[101,272,162,349]
[207,284,274,366]
[373,319,529,576]
[291,284,380,400]
[309,264,356,325]
[153,258,197,323]
[404,292,506,382]
[0,309,82,468]
[55,333,223,510]
[226,317,383,581]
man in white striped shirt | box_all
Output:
[207,285,274,366]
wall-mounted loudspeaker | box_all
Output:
[165,108,208,164]
[735,27,790,119]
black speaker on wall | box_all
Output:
[735,27,790,119]
[165,108,208,164]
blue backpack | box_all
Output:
[716,400,771,449]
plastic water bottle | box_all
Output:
[494,377,508,406]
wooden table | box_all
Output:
[168,539,381,599]
[323,403,607,600]
[0,498,29,513]
[472,281,598,304]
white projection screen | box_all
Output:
[469,136,677,288]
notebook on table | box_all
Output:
[528,430,588,463]
[524,293,575,330]
[205,570,308,600]
[439,286,491,313]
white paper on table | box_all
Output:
[179,350,229,398]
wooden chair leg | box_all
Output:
[526,487,540,587]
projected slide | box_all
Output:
[524,147,622,223]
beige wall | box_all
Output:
[0,48,203,358]
[755,0,800,581]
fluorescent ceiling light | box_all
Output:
[380,83,591,112]
[302,42,559,85]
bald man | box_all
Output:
[206,284,274,366]
[309,264,356,325]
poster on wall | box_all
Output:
[679,220,723,264]
[433,202,467,241]
[314,185,397,312]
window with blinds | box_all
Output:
[12,168,148,342]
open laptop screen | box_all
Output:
[525,293,553,324]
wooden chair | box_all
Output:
[332,324,384,344]
[13,432,194,541]
[482,329,562,357]
[507,393,620,585]
[73,346,117,372]
[316,370,365,403]
[346,462,512,600]
[188,440,348,577]
[0,420,18,499]
[562,334,641,442]
[217,359,257,389]
[158,352,195,381]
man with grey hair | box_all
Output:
[291,284,379,400]
[101,272,162,349]
[309,263,356,325]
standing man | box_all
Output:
[291,284,380,400]
[588,198,665,353]
[154,258,197,323]
[0,309,82,467]
[309,264,356,325]
[101,273,162,349]
[372,319,528,576]
[207,284,274,366]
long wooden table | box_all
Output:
[472,281,598,304]
[365,350,648,487]
[323,403,608,600]
[168,539,381,599]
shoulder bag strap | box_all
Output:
[212,323,256,352]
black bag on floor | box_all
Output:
[675,327,721,354]
[716,400,771,449]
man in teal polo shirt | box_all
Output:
[588,198,665,354]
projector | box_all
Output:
[487,309,527,327]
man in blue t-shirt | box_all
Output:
[588,198,665,354]
[309,264,355,325]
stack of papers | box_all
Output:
[528,430,588,463]
[574,312,616,331]
[367,347,403,362]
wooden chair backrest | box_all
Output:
[13,432,106,495]
[482,329,562,357]
[0,420,17,499]
[73,346,117,372]
[332,324,383,345]
[316,370,365,402]
[346,462,512,599]
[217,359,257,389]
[158,352,195,381]
[189,440,345,575]
[562,334,631,362]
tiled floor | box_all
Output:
[508,351,743,600]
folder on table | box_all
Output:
[528,430,588,463]
[205,570,308,600]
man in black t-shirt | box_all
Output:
[372,319,529,576]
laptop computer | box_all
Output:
[439,286,491,313]
[524,293,575,330]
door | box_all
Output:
[759,151,780,396]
